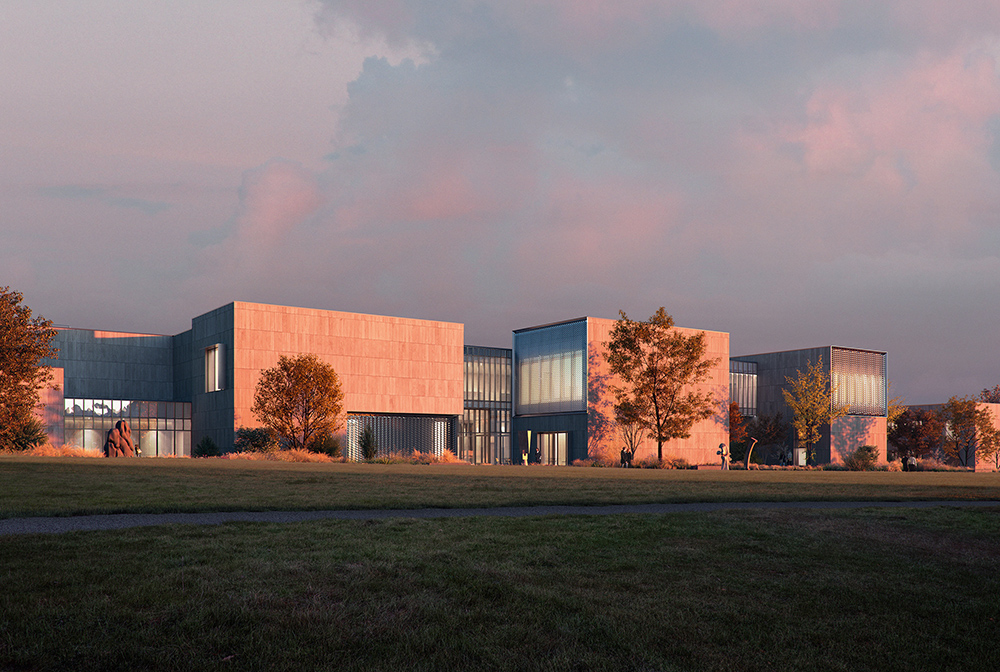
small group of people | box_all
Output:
[619,447,635,468]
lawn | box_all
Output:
[4,457,999,670]
[2,456,999,518]
[2,507,999,671]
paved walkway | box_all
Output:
[2,500,998,536]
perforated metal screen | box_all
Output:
[831,348,886,416]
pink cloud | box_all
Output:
[790,41,1000,186]
[234,159,324,246]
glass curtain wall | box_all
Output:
[63,398,192,456]
[729,360,758,418]
[461,346,512,464]
[513,321,586,416]
[537,432,568,465]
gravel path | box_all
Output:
[2,500,998,536]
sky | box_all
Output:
[2,0,999,404]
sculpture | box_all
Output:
[744,437,758,470]
[104,420,136,457]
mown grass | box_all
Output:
[2,457,999,518]
[2,507,999,671]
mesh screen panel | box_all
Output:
[831,348,886,416]
[346,414,456,460]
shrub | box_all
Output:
[359,425,378,461]
[1,443,103,458]
[309,433,342,458]
[844,444,879,471]
[223,449,335,463]
[234,427,278,453]
[663,455,692,470]
[193,436,220,458]
[9,417,48,452]
[408,449,466,465]
[634,456,665,469]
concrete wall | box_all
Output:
[585,317,730,465]
[979,403,1000,472]
[34,367,64,447]
[830,415,887,464]
[205,302,466,449]
[45,328,175,401]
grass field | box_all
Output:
[3,507,999,671]
[2,456,999,518]
[3,457,999,670]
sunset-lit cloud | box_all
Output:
[2,0,999,402]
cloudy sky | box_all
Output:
[3,0,999,403]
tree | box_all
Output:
[727,402,749,462]
[782,358,848,464]
[0,287,58,452]
[744,412,790,465]
[194,435,220,458]
[888,407,943,462]
[979,385,1000,403]
[728,402,748,445]
[604,308,719,463]
[251,354,344,452]
[976,414,1000,470]
[938,396,988,467]
[887,383,906,427]
[614,398,646,464]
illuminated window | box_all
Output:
[205,344,224,392]
[831,348,886,416]
[514,321,587,415]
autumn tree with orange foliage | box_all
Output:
[0,287,58,451]
[938,396,990,467]
[604,308,718,463]
[252,354,344,452]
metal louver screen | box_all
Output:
[346,414,455,460]
[831,348,886,416]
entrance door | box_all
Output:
[537,432,568,466]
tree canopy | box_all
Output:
[782,358,848,463]
[251,354,344,452]
[939,395,990,467]
[887,407,943,462]
[0,287,58,451]
[728,402,747,446]
[604,308,718,463]
[979,385,1000,403]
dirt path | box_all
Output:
[2,500,998,536]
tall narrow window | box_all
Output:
[205,344,224,392]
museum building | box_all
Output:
[731,347,889,464]
[36,300,890,466]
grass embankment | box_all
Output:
[2,457,999,518]
[3,507,999,671]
